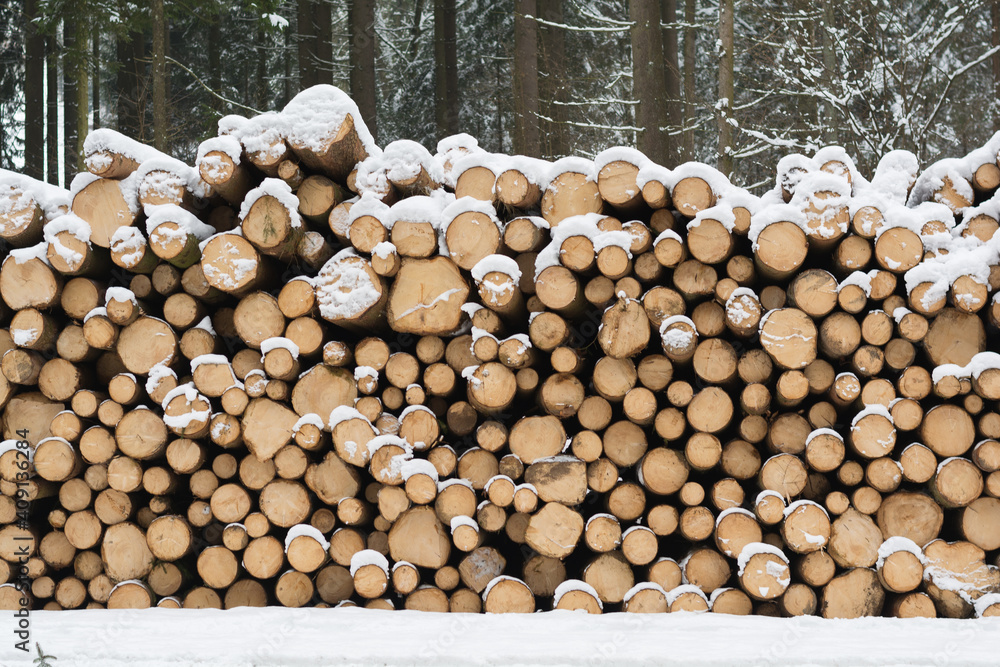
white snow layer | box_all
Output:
[10,607,1000,666]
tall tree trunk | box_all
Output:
[630,0,668,164]
[75,20,89,171]
[298,0,317,90]
[682,0,696,161]
[256,24,268,109]
[434,0,459,138]
[151,0,167,150]
[820,0,837,142]
[661,0,681,164]
[115,29,142,138]
[408,0,425,61]
[513,0,541,157]
[164,15,172,124]
[92,28,100,130]
[538,0,568,158]
[64,22,78,178]
[315,0,333,85]
[717,0,734,176]
[993,0,1000,133]
[350,0,378,142]
[208,19,223,114]
[46,36,59,186]
[282,21,293,106]
[24,0,44,180]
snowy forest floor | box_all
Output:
[2,607,999,666]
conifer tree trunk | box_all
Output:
[256,24,268,109]
[46,36,59,186]
[350,0,378,142]
[315,0,333,85]
[821,0,836,143]
[75,22,89,170]
[682,0,696,161]
[630,0,668,165]
[513,0,541,157]
[115,29,144,138]
[993,0,1000,133]
[24,0,44,180]
[717,0,734,176]
[209,20,223,114]
[538,0,568,158]
[63,22,78,177]
[298,0,317,89]
[151,0,167,151]
[283,23,293,106]
[92,28,101,130]
[434,0,459,137]
[409,0,424,60]
[661,0,682,164]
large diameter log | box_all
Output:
[737,545,790,601]
[482,576,535,613]
[0,184,46,247]
[753,221,808,280]
[387,257,469,334]
[541,166,603,226]
[923,539,1000,618]
[242,398,299,461]
[4,392,64,445]
[876,491,944,547]
[388,506,451,569]
[315,251,388,331]
[70,176,138,248]
[1,252,63,310]
[923,308,985,366]
[758,308,817,370]
[526,502,584,559]
[821,567,885,618]
[525,456,587,505]
[291,364,357,423]
[598,298,650,359]
[102,522,155,582]
[283,87,372,181]
[200,233,269,296]
[117,316,178,375]
[240,182,304,260]
[197,147,252,205]
[920,404,975,457]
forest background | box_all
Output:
[2,0,998,191]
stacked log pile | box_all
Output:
[0,84,999,618]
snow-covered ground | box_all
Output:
[3,607,999,666]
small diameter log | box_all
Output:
[147,206,214,269]
[472,255,524,321]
